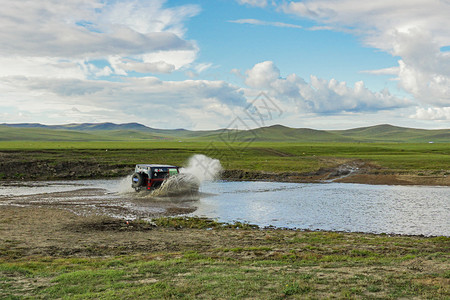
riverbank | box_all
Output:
[1,149,449,186]
[1,206,449,299]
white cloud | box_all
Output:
[98,0,199,38]
[245,61,281,88]
[229,19,302,29]
[0,0,200,75]
[236,0,268,8]
[244,61,412,114]
[281,0,450,108]
[0,57,87,79]
[411,107,450,121]
[194,63,214,73]
[361,67,399,76]
[114,60,175,74]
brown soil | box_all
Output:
[1,206,447,260]
[0,206,291,257]
[223,164,450,186]
[335,173,450,186]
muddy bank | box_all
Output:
[222,167,450,186]
[0,159,132,180]
[1,151,448,186]
[0,206,291,257]
[2,206,448,259]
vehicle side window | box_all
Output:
[168,168,178,177]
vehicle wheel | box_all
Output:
[131,172,144,188]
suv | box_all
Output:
[131,164,180,192]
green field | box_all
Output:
[1,140,449,174]
[1,123,449,178]
[1,217,449,299]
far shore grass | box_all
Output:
[0,141,449,175]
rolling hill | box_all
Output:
[0,123,449,143]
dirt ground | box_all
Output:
[1,205,448,260]
[224,167,450,186]
[0,206,277,257]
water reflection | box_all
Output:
[193,181,449,236]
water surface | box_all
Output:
[0,179,448,236]
[194,181,449,236]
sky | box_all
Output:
[0,0,449,130]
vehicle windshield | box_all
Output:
[151,168,167,179]
[150,167,178,179]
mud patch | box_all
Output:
[67,218,156,232]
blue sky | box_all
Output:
[0,0,449,129]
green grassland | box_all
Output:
[1,124,449,177]
[1,140,449,175]
[1,217,449,299]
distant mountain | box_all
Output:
[329,124,450,143]
[0,122,152,131]
[0,123,449,143]
[220,125,355,142]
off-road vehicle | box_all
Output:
[131,164,179,192]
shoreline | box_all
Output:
[1,168,449,186]
[1,147,449,186]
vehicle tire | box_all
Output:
[131,172,144,188]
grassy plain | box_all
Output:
[0,140,449,174]
[1,212,449,299]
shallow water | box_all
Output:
[0,179,448,236]
[194,181,449,236]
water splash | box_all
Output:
[118,175,135,194]
[153,155,222,197]
[151,173,200,197]
[180,154,222,182]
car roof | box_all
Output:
[136,164,178,168]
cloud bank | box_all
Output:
[0,0,200,76]
[244,61,411,114]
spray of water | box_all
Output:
[153,154,222,196]
[118,175,135,194]
[180,154,222,182]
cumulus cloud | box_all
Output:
[411,107,450,121]
[244,61,411,114]
[281,0,450,108]
[245,61,281,88]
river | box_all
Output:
[0,179,448,236]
